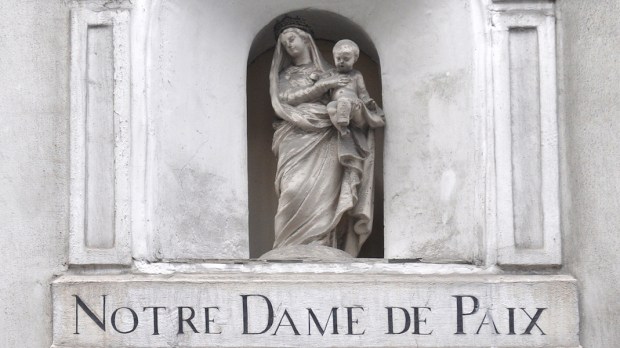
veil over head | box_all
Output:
[269,28,333,131]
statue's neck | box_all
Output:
[292,48,312,66]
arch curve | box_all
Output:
[248,9,380,64]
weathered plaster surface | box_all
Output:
[558,0,620,346]
[0,0,69,346]
[147,0,480,262]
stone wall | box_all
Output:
[0,0,69,346]
[146,0,480,263]
[558,0,620,347]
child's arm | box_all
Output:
[354,71,377,110]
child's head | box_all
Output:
[333,39,359,73]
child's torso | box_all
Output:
[331,71,359,100]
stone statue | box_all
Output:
[326,39,383,136]
[263,16,385,259]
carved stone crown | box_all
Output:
[273,15,314,40]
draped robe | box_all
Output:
[269,36,384,257]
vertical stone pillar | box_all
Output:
[490,1,560,265]
[69,1,132,265]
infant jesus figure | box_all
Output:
[325,39,383,135]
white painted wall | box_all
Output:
[146,0,480,262]
[557,0,620,346]
[0,1,69,346]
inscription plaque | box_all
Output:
[52,273,579,348]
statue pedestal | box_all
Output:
[259,245,353,260]
[52,265,579,348]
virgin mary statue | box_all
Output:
[263,15,385,259]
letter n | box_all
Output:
[74,295,106,334]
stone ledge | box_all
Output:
[52,273,579,347]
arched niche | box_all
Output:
[247,9,384,258]
[144,1,481,263]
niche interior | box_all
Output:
[246,10,384,258]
